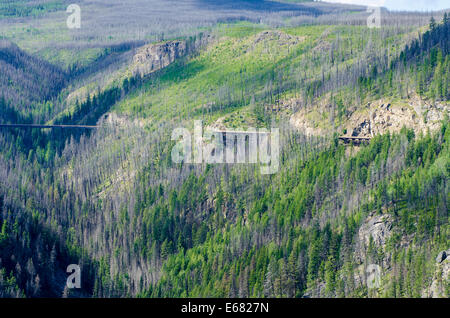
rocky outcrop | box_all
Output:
[131,34,213,77]
[358,212,393,248]
[355,212,393,267]
[289,94,449,138]
[422,250,449,298]
[345,97,449,139]
[351,119,371,137]
[131,40,187,76]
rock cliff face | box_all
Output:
[355,212,393,268]
[346,97,448,138]
[289,94,449,138]
[358,212,393,250]
[131,34,213,77]
[131,40,187,76]
[423,250,449,298]
[305,209,449,297]
[355,213,449,298]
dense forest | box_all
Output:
[0,1,448,298]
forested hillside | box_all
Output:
[0,1,448,298]
[0,40,66,119]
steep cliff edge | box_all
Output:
[131,40,187,76]
[130,34,213,77]
[290,94,449,138]
[423,250,450,298]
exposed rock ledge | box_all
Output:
[131,40,187,76]
[355,212,393,267]
[290,94,449,138]
[130,34,213,77]
[422,250,449,298]
[344,97,448,138]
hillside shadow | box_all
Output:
[194,0,322,15]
